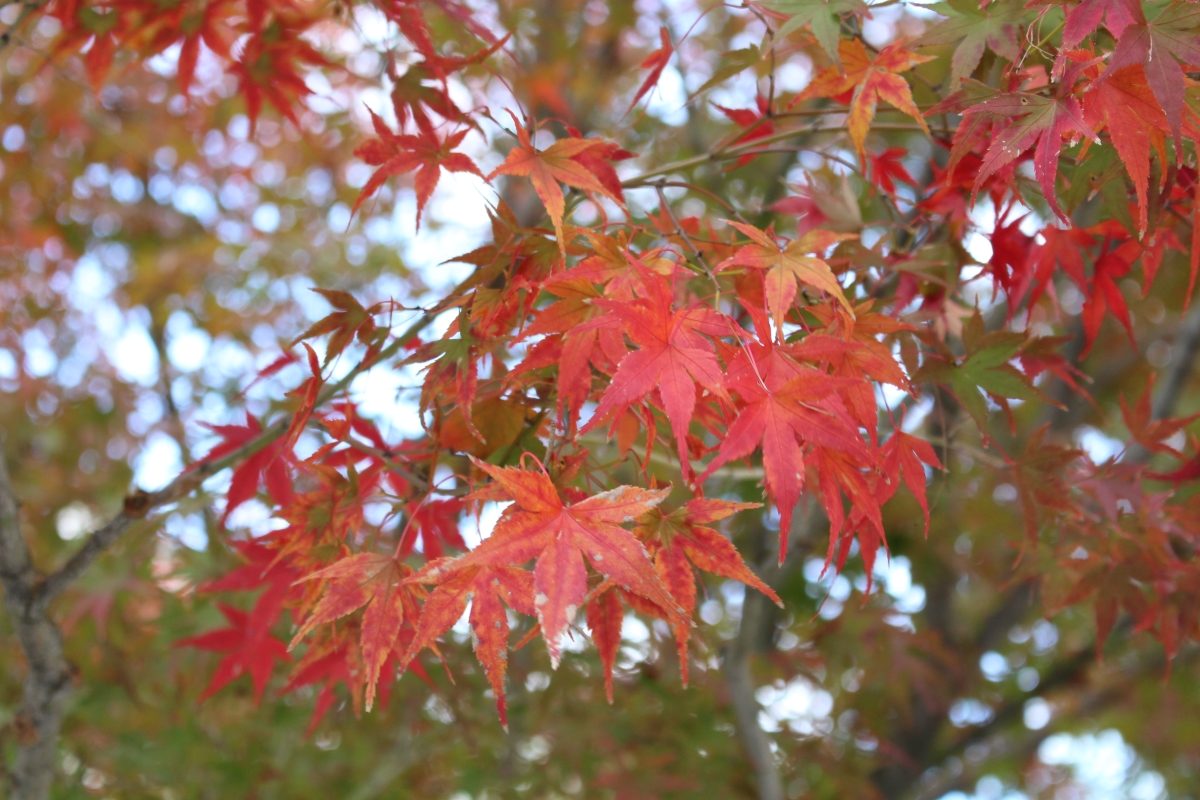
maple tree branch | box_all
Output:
[724,652,785,800]
[623,120,936,187]
[0,449,73,800]
[35,308,441,608]
[722,505,823,800]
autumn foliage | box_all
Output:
[6,0,1200,796]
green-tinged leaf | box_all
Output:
[917,0,1025,84]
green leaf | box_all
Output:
[917,0,1025,84]
[758,0,868,64]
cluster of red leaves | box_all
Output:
[152,0,1200,731]
[43,0,497,132]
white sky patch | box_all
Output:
[643,66,689,126]
[942,730,1166,800]
[165,312,212,373]
[756,676,834,736]
[56,502,97,541]
[461,501,511,550]
[351,363,425,438]
[164,512,209,551]
[133,432,183,491]
[1076,425,1124,464]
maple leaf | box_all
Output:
[1148,452,1200,484]
[291,553,423,710]
[511,275,626,429]
[953,91,1099,222]
[487,112,625,254]
[917,0,1024,84]
[580,270,734,478]
[176,584,290,704]
[915,311,1045,429]
[140,0,236,94]
[713,96,777,167]
[232,11,329,130]
[797,39,932,162]
[1018,225,1093,311]
[1083,65,1170,234]
[1006,427,1086,542]
[1061,0,1137,48]
[868,147,919,195]
[585,583,626,702]
[1081,237,1139,354]
[790,306,913,437]
[1094,0,1200,149]
[389,60,474,130]
[1121,375,1200,456]
[755,0,869,65]
[636,499,782,685]
[353,110,483,227]
[880,431,941,536]
[401,563,535,726]
[815,447,886,572]
[293,289,382,367]
[626,26,673,115]
[412,459,682,668]
[985,212,1035,301]
[718,222,856,329]
[281,343,322,455]
[409,313,494,442]
[194,417,293,525]
[700,356,870,563]
[398,498,468,559]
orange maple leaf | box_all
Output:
[487,112,625,255]
[797,39,932,162]
[401,563,535,727]
[291,553,423,711]
[718,222,857,329]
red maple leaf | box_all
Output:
[401,563,535,726]
[1121,376,1200,456]
[353,111,483,227]
[290,553,424,710]
[412,459,685,668]
[880,430,942,536]
[868,147,920,195]
[713,95,776,167]
[626,26,674,116]
[140,0,237,94]
[718,222,856,330]
[398,498,468,559]
[580,270,735,479]
[194,417,294,525]
[1061,0,1137,48]
[971,92,1098,222]
[636,498,781,687]
[510,275,627,430]
[1081,236,1139,355]
[1082,65,1170,234]
[486,112,625,254]
[700,349,870,563]
[176,584,290,704]
[1093,0,1200,148]
[232,11,330,130]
